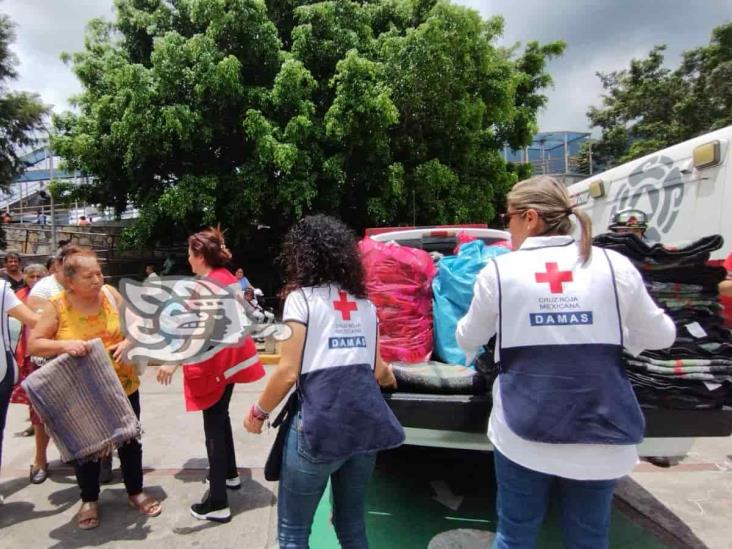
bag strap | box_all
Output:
[1,282,6,337]
[1,282,11,351]
[0,282,13,383]
[273,288,310,428]
[295,287,309,393]
[0,282,6,342]
[101,285,118,314]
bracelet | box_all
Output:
[251,402,270,421]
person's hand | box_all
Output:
[378,363,398,390]
[64,340,90,358]
[156,364,177,386]
[243,408,265,434]
[109,339,130,362]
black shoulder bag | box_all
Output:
[264,289,308,482]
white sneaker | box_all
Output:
[190,499,231,523]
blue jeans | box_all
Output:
[278,417,377,549]
[493,449,618,549]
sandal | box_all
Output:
[128,494,162,517]
[15,426,34,437]
[29,465,48,484]
[77,502,99,530]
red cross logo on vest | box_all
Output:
[333,291,358,320]
[535,262,573,294]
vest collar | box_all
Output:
[519,235,575,251]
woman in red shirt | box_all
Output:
[9,264,49,484]
[157,227,264,523]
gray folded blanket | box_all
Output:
[392,361,487,394]
[22,338,141,463]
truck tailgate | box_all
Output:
[384,392,732,438]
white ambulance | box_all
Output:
[567,125,732,259]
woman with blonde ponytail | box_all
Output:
[457,176,676,548]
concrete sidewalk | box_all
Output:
[1,368,280,548]
[1,366,731,548]
[618,436,732,549]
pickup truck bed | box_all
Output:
[384,392,732,437]
[370,227,732,455]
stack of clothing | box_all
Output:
[594,233,731,409]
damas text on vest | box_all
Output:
[529,311,593,326]
[328,336,367,349]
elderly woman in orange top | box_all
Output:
[28,249,161,530]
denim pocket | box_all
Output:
[295,416,330,464]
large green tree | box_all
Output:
[588,22,732,167]
[0,10,47,189]
[54,0,563,248]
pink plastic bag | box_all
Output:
[359,238,437,363]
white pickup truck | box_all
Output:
[371,226,732,457]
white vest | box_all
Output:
[299,287,378,377]
[493,241,644,445]
[294,286,404,460]
[497,241,622,352]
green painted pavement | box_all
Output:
[310,447,666,548]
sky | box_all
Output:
[3,0,732,133]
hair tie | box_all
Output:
[565,207,574,216]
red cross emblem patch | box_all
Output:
[535,262,573,294]
[333,291,358,320]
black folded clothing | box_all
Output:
[668,309,725,325]
[641,265,727,285]
[594,233,732,409]
[593,233,723,266]
[627,362,730,409]
[633,388,727,410]
[643,343,732,360]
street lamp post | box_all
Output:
[47,144,57,251]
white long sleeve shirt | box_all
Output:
[456,236,676,480]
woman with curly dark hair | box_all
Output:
[245,214,403,548]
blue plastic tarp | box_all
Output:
[432,240,510,365]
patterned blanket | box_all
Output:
[22,338,140,463]
[625,355,732,382]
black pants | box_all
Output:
[0,362,13,472]
[203,384,238,506]
[74,391,143,502]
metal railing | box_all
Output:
[526,155,591,176]
[2,224,121,252]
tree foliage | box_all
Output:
[0,8,47,249]
[54,0,564,248]
[588,22,732,167]
[0,10,47,190]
